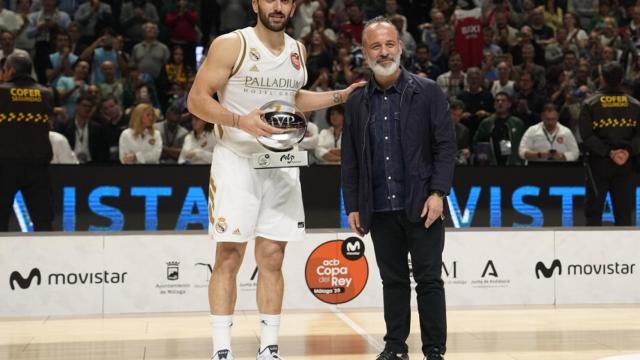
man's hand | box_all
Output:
[611,149,629,165]
[551,151,565,161]
[123,153,136,164]
[238,109,281,138]
[348,212,364,237]
[421,194,444,228]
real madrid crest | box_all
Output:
[249,48,260,61]
[290,52,301,70]
[215,217,228,233]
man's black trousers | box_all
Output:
[370,211,447,356]
[0,163,53,231]
[585,157,635,226]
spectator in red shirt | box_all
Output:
[341,2,364,44]
[165,0,199,70]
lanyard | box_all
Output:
[543,127,557,147]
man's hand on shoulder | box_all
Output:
[339,80,367,103]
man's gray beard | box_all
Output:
[367,52,402,77]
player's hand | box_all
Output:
[348,212,364,237]
[341,81,367,102]
[421,194,443,228]
[238,109,281,138]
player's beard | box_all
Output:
[367,50,402,77]
[258,5,290,32]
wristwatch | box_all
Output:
[430,190,446,199]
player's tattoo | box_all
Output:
[332,91,342,104]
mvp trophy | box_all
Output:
[252,100,309,169]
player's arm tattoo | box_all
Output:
[332,91,343,104]
[232,113,240,128]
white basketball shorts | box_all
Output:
[207,144,306,242]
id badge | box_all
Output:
[499,139,511,156]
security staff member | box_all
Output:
[0,53,55,231]
[579,62,640,226]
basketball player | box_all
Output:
[187,0,364,359]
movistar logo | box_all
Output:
[535,260,562,279]
[10,268,42,290]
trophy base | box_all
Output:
[252,150,309,169]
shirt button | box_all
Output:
[387,196,391,200]
[392,195,396,199]
[385,136,388,140]
[386,157,390,160]
[384,96,388,101]
[388,176,391,180]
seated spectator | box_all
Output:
[570,59,597,91]
[514,43,546,89]
[98,96,129,163]
[164,0,199,69]
[155,104,188,164]
[450,100,471,165]
[122,64,159,109]
[473,92,526,165]
[119,103,162,164]
[131,22,169,80]
[491,60,516,97]
[62,95,109,163]
[530,7,555,47]
[407,43,441,79]
[178,114,215,164]
[97,60,123,103]
[49,122,78,164]
[315,105,344,165]
[56,59,90,121]
[519,104,580,164]
[483,26,502,56]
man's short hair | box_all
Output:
[75,94,95,105]
[542,103,558,113]
[5,52,32,76]
[495,91,512,102]
[601,61,624,88]
[362,16,399,46]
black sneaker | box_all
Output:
[425,353,444,360]
[376,350,409,360]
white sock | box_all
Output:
[259,313,281,351]
[210,315,233,355]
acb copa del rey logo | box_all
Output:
[305,237,368,304]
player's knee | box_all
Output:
[255,248,285,273]
[214,247,244,275]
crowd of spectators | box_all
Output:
[0,0,637,166]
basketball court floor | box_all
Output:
[2,305,639,360]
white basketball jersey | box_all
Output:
[217,27,307,157]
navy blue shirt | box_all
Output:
[368,72,407,212]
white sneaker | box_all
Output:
[211,349,234,360]
[256,345,283,359]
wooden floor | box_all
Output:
[2,306,640,360]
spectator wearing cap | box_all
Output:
[473,92,526,165]
[519,103,579,164]
[154,103,187,164]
